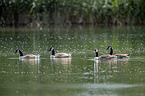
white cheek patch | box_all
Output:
[51,47,54,51]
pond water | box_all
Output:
[0,26,145,96]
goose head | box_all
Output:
[48,47,54,51]
[106,46,112,50]
[106,46,113,55]
[94,49,98,53]
[48,47,55,55]
[15,49,23,56]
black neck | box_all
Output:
[52,49,55,55]
[110,48,113,55]
[95,52,99,57]
[19,50,23,56]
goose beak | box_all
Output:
[15,50,18,53]
[48,47,53,51]
[106,46,110,50]
[48,49,51,51]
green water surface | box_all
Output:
[0,26,145,96]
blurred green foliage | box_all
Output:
[0,0,145,26]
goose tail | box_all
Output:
[69,52,73,56]
[127,54,131,57]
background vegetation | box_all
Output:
[0,0,145,26]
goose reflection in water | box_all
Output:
[50,58,71,65]
[50,58,72,74]
[16,58,41,74]
[94,58,129,83]
[19,58,40,65]
[93,59,117,83]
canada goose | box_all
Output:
[94,49,117,60]
[48,47,72,58]
[106,46,130,58]
[15,49,40,59]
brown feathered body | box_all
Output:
[99,54,117,59]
